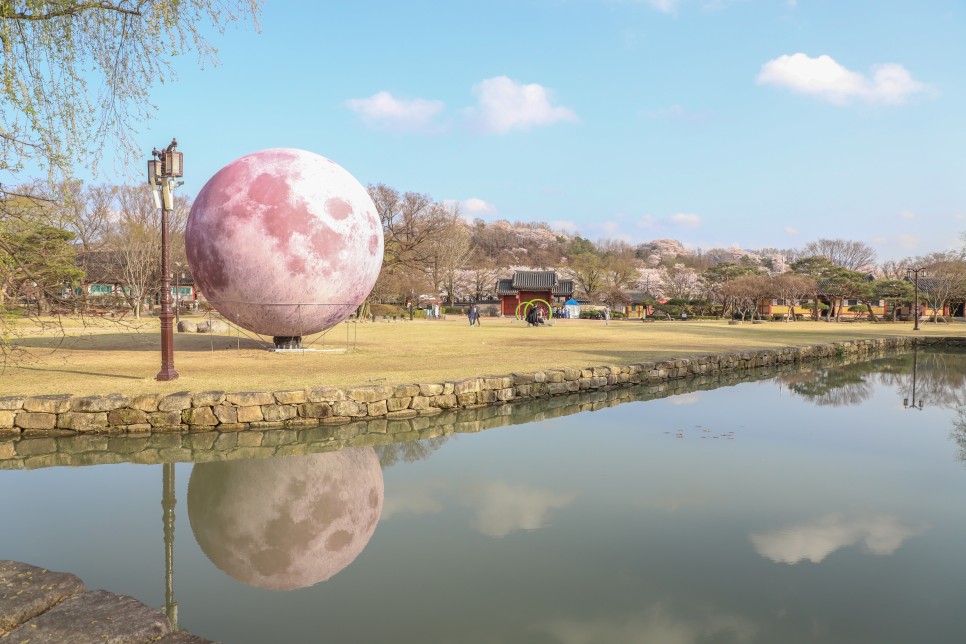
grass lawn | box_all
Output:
[2,313,962,397]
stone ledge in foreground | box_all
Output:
[0,560,213,643]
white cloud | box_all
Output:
[785,226,799,235]
[670,213,702,228]
[668,393,700,406]
[462,481,575,538]
[636,215,657,229]
[463,197,497,215]
[898,210,917,220]
[751,514,925,564]
[467,76,578,134]
[535,603,758,644]
[345,91,445,132]
[756,53,927,105]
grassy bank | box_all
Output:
[2,314,962,397]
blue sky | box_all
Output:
[131,0,965,261]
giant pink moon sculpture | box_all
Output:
[185,148,383,347]
[187,448,384,591]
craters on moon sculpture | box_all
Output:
[187,447,384,591]
[185,148,384,349]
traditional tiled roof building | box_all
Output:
[495,270,574,317]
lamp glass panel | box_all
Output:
[165,150,183,177]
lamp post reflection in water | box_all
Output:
[162,463,179,630]
[904,345,925,411]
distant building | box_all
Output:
[495,271,574,317]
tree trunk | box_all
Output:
[865,303,879,322]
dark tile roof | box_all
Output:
[552,279,574,297]
[495,278,516,296]
[511,270,558,290]
[497,272,572,297]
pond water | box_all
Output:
[3,349,966,643]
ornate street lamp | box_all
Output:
[148,139,183,381]
[906,267,926,332]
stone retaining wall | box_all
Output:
[3,336,958,445]
[3,336,962,470]
[0,348,900,470]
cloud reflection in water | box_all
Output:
[750,514,926,564]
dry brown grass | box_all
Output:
[2,313,962,397]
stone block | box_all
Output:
[215,423,248,432]
[512,372,535,385]
[563,368,582,381]
[131,393,162,412]
[409,396,432,410]
[393,384,420,398]
[433,394,458,409]
[226,392,274,406]
[58,412,108,431]
[547,382,569,395]
[306,386,345,402]
[0,396,25,411]
[192,391,226,407]
[107,408,149,426]
[197,319,230,333]
[22,395,72,414]
[346,385,394,403]
[456,392,478,406]
[300,402,333,418]
[451,379,481,395]
[386,409,417,420]
[212,404,238,424]
[148,411,183,428]
[158,392,192,412]
[418,383,444,396]
[273,389,306,404]
[14,412,57,431]
[0,410,13,428]
[261,404,297,422]
[0,560,86,634]
[249,421,285,430]
[236,406,264,423]
[386,397,411,412]
[367,400,389,417]
[183,407,218,426]
[332,400,365,417]
[69,394,130,412]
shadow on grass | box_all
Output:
[14,366,145,380]
[10,333,268,352]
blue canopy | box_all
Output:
[565,298,580,305]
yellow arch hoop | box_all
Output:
[515,298,553,320]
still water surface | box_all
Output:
[3,349,966,643]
